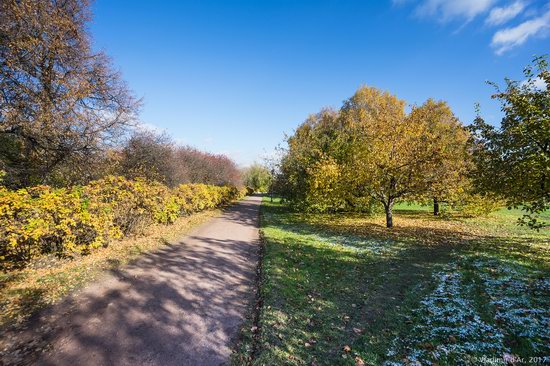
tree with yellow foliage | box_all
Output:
[279,86,473,227]
[406,99,471,215]
[340,87,472,227]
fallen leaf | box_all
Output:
[421,342,435,350]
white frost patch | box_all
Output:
[384,264,507,365]
[384,256,550,365]
[471,257,550,351]
[308,232,404,256]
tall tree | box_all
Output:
[470,56,550,228]
[407,99,471,215]
[0,0,139,187]
[340,87,470,227]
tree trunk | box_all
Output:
[433,197,440,216]
[384,200,394,228]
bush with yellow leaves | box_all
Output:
[0,176,245,269]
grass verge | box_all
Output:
[245,198,549,365]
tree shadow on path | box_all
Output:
[2,197,261,366]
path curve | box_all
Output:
[38,195,262,366]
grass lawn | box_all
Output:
[238,198,550,365]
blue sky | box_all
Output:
[90,0,549,166]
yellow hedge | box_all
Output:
[0,176,245,269]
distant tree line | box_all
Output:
[0,0,241,189]
[116,130,241,187]
[274,58,549,228]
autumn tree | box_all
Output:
[280,87,472,227]
[115,130,242,187]
[334,88,473,227]
[279,109,358,210]
[406,99,472,215]
[470,56,549,228]
[0,0,139,187]
[243,163,272,192]
[174,146,241,186]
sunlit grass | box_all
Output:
[243,198,549,365]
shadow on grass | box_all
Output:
[265,203,548,267]
[253,202,549,365]
[255,229,448,365]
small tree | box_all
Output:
[119,131,175,184]
[471,56,550,228]
[243,163,272,192]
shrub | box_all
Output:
[0,185,117,266]
[440,193,502,218]
[0,176,245,270]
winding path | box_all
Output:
[38,195,262,366]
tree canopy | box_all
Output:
[117,130,242,187]
[0,0,140,187]
[470,56,550,228]
[340,88,471,227]
[279,86,472,227]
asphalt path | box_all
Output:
[38,195,262,366]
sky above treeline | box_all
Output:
[91,0,549,166]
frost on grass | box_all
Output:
[266,209,405,255]
[308,232,403,255]
[384,256,550,365]
[384,263,507,366]
[471,257,550,352]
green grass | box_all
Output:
[240,198,550,365]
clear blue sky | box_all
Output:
[90,0,549,166]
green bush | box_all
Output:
[444,193,502,218]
